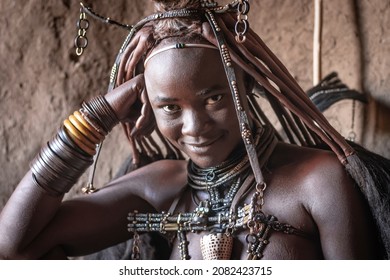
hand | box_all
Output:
[105,74,155,137]
[117,24,154,85]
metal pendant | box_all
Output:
[200,233,233,260]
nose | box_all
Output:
[181,109,212,137]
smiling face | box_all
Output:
[144,44,248,168]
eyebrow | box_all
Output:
[153,96,180,103]
[152,85,229,103]
[196,85,229,96]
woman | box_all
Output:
[0,0,387,260]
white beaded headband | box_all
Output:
[144,43,218,66]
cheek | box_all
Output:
[216,100,240,128]
[153,112,181,141]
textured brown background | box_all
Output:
[0,0,389,209]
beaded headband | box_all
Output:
[144,43,218,66]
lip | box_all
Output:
[183,135,222,153]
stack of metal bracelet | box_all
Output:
[30,95,119,196]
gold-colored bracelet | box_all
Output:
[69,115,100,145]
[63,119,96,151]
[65,129,96,156]
[74,110,106,140]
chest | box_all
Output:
[164,184,319,260]
[167,227,321,260]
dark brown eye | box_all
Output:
[162,104,181,113]
[206,94,223,105]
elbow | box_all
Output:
[0,238,35,260]
[0,238,16,259]
[0,245,29,260]
[0,248,22,260]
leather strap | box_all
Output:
[230,126,278,211]
[204,10,265,187]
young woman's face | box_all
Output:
[144,45,246,168]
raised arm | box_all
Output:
[0,75,149,259]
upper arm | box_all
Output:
[304,153,379,259]
[25,181,155,258]
[0,159,186,259]
[25,159,187,258]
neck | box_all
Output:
[187,125,278,211]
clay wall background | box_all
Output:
[0,0,389,208]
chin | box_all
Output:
[188,154,228,168]
[180,136,242,167]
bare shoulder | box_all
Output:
[269,142,352,191]
[268,142,378,258]
[104,159,188,211]
[264,142,357,222]
[265,142,369,226]
[270,142,345,172]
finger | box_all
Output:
[131,89,155,137]
[117,36,140,85]
[105,74,145,121]
[125,34,153,82]
[118,26,154,85]
[133,118,155,137]
[118,28,148,84]
[121,122,141,166]
[135,96,148,130]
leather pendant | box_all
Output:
[200,233,233,260]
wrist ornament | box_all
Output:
[30,95,119,196]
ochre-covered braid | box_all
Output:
[212,13,354,163]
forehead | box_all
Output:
[144,47,227,92]
[145,47,222,76]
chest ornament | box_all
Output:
[127,126,303,259]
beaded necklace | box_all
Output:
[187,140,250,213]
